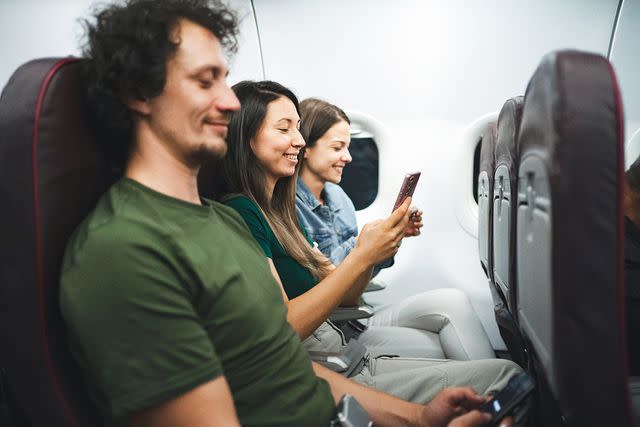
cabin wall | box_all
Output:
[253,0,619,348]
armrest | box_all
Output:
[329,306,374,322]
[308,340,367,377]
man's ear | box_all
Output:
[124,94,152,116]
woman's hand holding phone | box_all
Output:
[355,197,412,265]
[404,208,424,237]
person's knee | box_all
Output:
[496,359,522,377]
[424,288,471,306]
[423,288,476,319]
[480,359,523,394]
[481,358,521,374]
[440,288,473,308]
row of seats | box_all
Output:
[477,50,639,426]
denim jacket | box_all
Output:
[295,178,393,276]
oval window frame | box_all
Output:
[454,111,499,239]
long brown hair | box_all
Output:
[221,81,332,279]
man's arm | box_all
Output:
[130,376,241,427]
[312,362,422,426]
[312,362,490,427]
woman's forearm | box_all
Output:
[339,259,373,306]
[286,248,372,339]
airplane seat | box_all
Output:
[0,57,111,426]
[493,96,524,313]
[491,97,527,368]
[478,121,523,363]
[477,121,497,282]
[517,50,636,426]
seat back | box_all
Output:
[0,58,110,426]
[478,122,497,281]
[517,50,634,426]
[493,96,524,313]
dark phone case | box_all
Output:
[392,172,421,212]
[480,372,535,425]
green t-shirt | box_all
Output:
[60,179,334,426]
[224,195,319,299]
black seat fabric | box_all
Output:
[517,50,634,426]
[493,96,524,313]
[0,58,109,426]
[478,121,497,281]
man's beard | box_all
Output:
[188,140,228,168]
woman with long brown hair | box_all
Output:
[220,80,408,340]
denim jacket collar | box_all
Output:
[296,177,341,213]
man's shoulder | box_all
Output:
[208,198,261,237]
[61,207,159,282]
[62,182,175,274]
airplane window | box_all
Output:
[473,137,482,204]
[339,136,379,210]
[455,112,498,239]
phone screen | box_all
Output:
[479,372,534,424]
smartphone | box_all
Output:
[330,394,372,427]
[392,172,421,213]
[479,372,535,425]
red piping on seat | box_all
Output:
[608,61,636,427]
[32,57,82,427]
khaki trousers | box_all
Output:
[351,356,522,404]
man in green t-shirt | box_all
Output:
[60,1,505,426]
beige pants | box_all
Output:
[305,322,522,404]
[351,356,522,404]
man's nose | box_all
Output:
[218,84,241,113]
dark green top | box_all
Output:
[225,195,319,299]
[60,179,334,426]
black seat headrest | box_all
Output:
[479,122,498,185]
[495,96,524,173]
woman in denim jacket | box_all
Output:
[295,98,496,360]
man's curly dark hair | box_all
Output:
[82,0,238,167]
